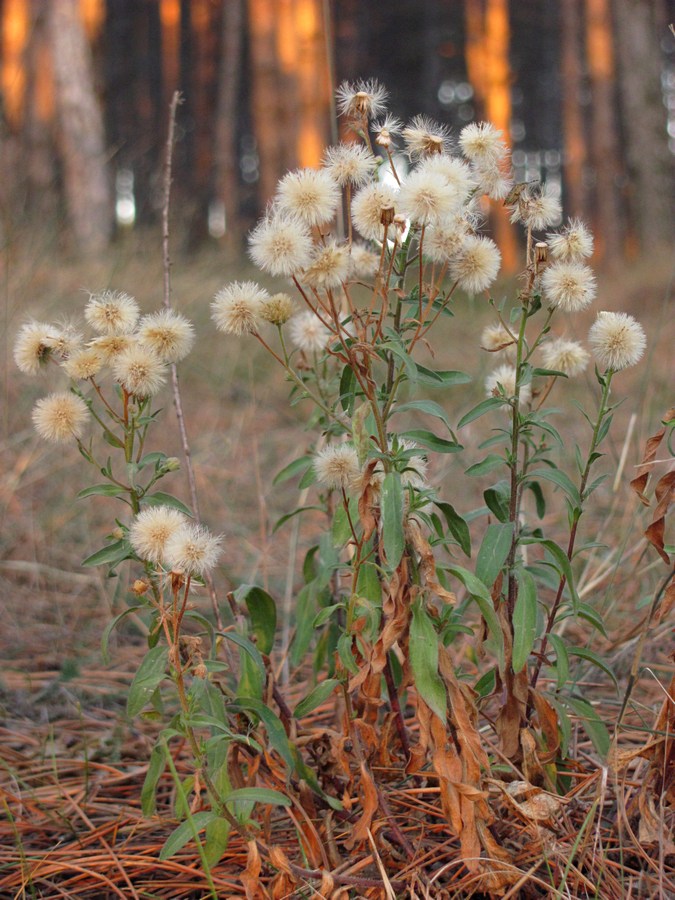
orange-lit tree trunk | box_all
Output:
[464,0,518,271]
[48,0,112,251]
[247,0,330,206]
[584,0,623,263]
[214,0,244,252]
[560,0,587,221]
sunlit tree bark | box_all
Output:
[48,0,111,251]
[560,0,588,221]
[613,0,673,251]
[584,0,623,263]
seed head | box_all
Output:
[129,506,187,564]
[422,217,469,263]
[509,184,561,230]
[481,323,516,354]
[450,235,501,294]
[351,182,398,242]
[113,346,167,397]
[403,115,452,160]
[547,218,594,262]
[211,281,268,335]
[323,142,377,187]
[588,311,646,371]
[32,391,89,442]
[275,168,340,228]
[372,114,402,149]
[260,293,295,326]
[350,243,381,278]
[288,310,330,353]
[303,241,350,290]
[540,337,590,376]
[541,262,596,312]
[164,522,223,576]
[14,321,60,374]
[485,364,532,404]
[417,156,476,204]
[460,122,509,166]
[84,290,139,335]
[336,79,388,120]
[398,168,463,226]
[472,162,514,201]
[248,214,314,277]
[138,309,195,363]
[88,333,134,362]
[313,443,360,491]
[63,347,105,379]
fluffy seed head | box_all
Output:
[417,156,476,203]
[397,169,463,225]
[485,364,532,404]
[84,290,139,335]
[422,217,469,263]
[373,114,402,149]
[350,243,381,278]
[588,311,646,371]
[260,293,295,326]
[450,235,501,294]
[138,310,195,362]
[129,506,187,564]
[32,391,89,442]
[275,168,340,227]
[88,334,134,362]
[164,523,222,576]
[248,215,314,277]
[460,122,509,166]
[14,321,60,374]
[211,281,268,335]
[472,162,514,201]
[323,142,377,187]
[314,443,360,491]
[351,182,398,242]
[113,347,167,397]
[303,241,350,290]
[336,79,388,120]
[397,439,428,489]
[547,219,594,262]
[481,322,516,354]
[403,115,452,160]
[63,347,105,379]
[288,310,330,353]
[541,262,596,312]
[540,337,590,376]
[509,184,561,230]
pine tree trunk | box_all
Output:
[613,0,673,251]
[48,0,111,251]
[560,0,588,220]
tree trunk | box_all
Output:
[49,0,111,251]
[213,0,244,252]
[613,0,673,252]
[584,0,623,263]
[560,0,588,220]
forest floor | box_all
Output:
[0,232,673,897]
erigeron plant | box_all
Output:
[15,80,654,891]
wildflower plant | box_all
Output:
[15,81,664,894]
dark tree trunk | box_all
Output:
[560,0,588,221]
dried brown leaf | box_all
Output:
[630,407,675,504]
[241,840,264,900]
[344,761,379,850]
[644,469,675,563]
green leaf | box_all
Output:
[434,501,471,557]
[101,605,144,664]
[273,505,323,533]
[217,631,265,673]
[447,565,504,669]
[273,455,312,486]
[77,483,127,499]
[232,698,294,772]
[538,539,580,609]
[137,451,167,470]
[458,397,507,428]
[569,646,618,690]
[236,648,264,701]
[144,491,193,516]
[393,399,453,432]
[81,539,131,569]
[547,633,570,690]
[294,679,339,718]
[140,741,166,816]
[512,569,538,672]
[290,583,318,667]
[416,365,471,387]
[566,696,610,758]
[400,429,462,454]
[339,365,357,415]
[526,468,580,507]
[159,811,216,860]
[381,472,405,568]
[332,499,357,547]
[576,602,608,638]
[409,599,446,721]
[234,584,277,656]
[224,787,291,808]
[127,646,169,717]
[527,481,546,518]
[312,603,343,628]
[204,816,231,867]
[483,480,511,523]
[382,340,417,380]
[465,454,505,477]
[337,633,359,674]
[102,429,125,449]
[475,523,513,590]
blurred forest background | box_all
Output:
[0,0,673,267]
